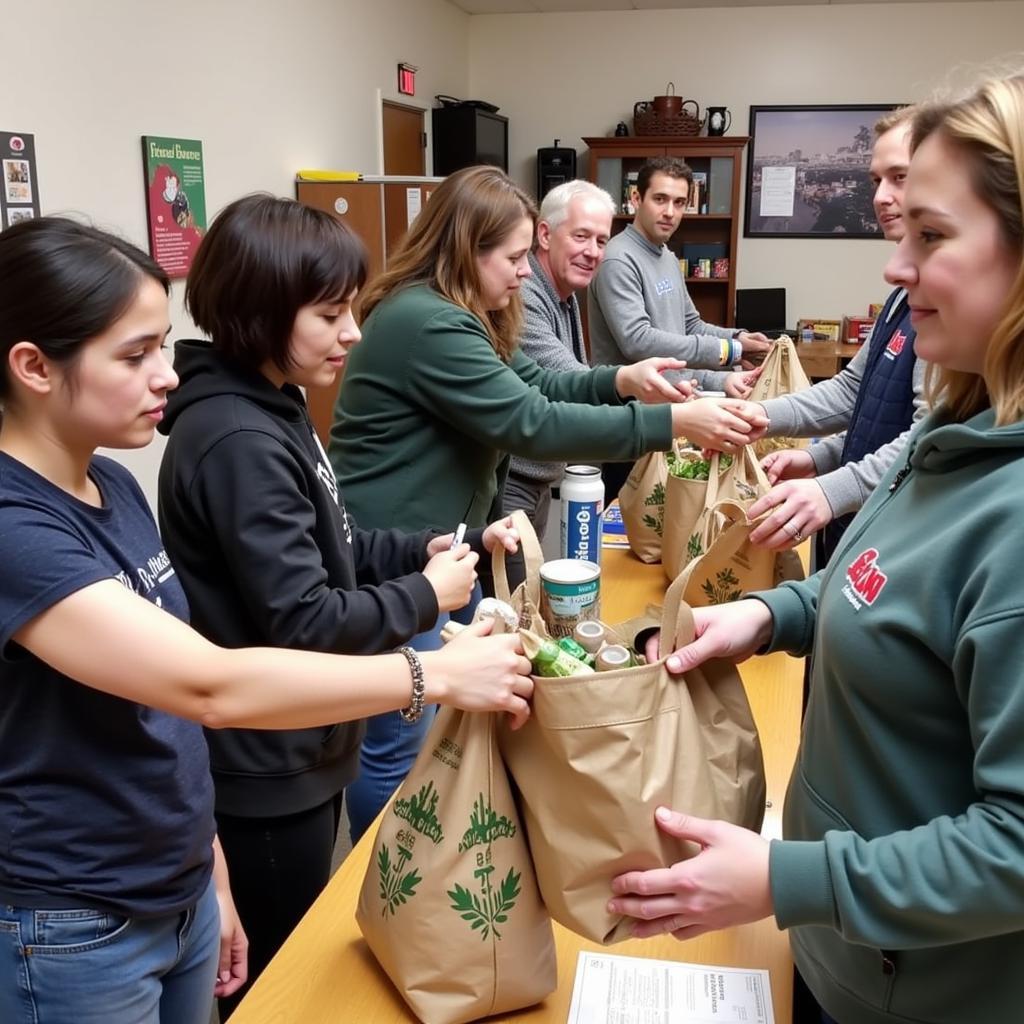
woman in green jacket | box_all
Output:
[609,73,1024,1024]
[329,165,768,838]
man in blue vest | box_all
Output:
[745,108,925,565]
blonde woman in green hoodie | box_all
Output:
[610,73,1024,1024]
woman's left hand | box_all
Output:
[616,358,697,404]
[608,807,773,940]
[482,515,520,554]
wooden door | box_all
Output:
[382,101,425,176]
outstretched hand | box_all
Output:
[616,357,698,403]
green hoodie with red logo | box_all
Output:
[756,405,1024,1023]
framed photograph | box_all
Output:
[744,104,903,238]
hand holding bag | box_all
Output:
[495,539,767,944]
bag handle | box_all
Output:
[658,564,696,652]
[492,508,545,608]
[705,451,722,507]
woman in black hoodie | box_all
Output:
[157,194,520,1016]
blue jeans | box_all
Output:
[346,588,481,844]
[0,876,220,1024]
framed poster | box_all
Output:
[141,135,207,277]
[1,130,41,229]
[744,105,903,238]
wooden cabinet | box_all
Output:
[582,135,749,327]
[295,177,441,443]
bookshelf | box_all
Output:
[583,135,749,327]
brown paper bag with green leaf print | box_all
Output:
[496,556,766,945]
[663,446,771,580]
[748,334,812,457]
[617,450,669,563]
[356,708,556,1024]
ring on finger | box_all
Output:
[785,521,803,542]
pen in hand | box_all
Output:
[450,523,467,550]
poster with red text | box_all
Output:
[141,135,207,278]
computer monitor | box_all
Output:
[735,287,787,337]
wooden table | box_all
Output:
[231,548,804,1023]
[794,340,862,379]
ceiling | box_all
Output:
[449,0,1005,11]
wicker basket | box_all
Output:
[634,108,701,136]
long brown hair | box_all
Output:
[359,166,537,361]
[912,75,1024,424]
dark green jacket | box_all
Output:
[757,407,1024,1023]
[329,284,672,531]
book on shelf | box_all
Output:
[686,171,708,214]
[621,171,639,215]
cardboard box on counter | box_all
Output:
[842,315,876,343]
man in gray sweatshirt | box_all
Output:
[588,157,772,495]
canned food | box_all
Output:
[539,558,601,639]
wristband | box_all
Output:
[398,646,426,723]
[720,339,731,366]
[730,338,743,365]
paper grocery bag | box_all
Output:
[748,334,812,457]
[357,707,556,1024]
[497,568,766,945]
[661,444,713,581]
[617,450,669,564]
[682,499,778,606]
[663,446,770,580]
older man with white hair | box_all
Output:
[501,180,618,546]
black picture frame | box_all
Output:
[744,104,903,238]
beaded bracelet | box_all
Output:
[397,646,426,724]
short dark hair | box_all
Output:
[637,157,694,199]
[185,194,368,373]
[0,217,168,404]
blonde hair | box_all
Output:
[874,106,915,137]
[911,75,1024,423]
[359,166,537,361]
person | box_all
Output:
[0,216,533,1024]
[587,156,772,495]
[156,194,522,1015]
[745,109,928,564]
[502,180,620,545]
[329,165,768,838]
[608,74,1024,1024]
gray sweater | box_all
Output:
[761,291,927,518]
[587,223,731,388]
[508,253,590,485]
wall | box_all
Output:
[2,0,469,503]
[468,2,1024,324]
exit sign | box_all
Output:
[398,63,417,96]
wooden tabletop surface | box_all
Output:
[231,546,804,1024]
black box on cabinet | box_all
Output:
[432,105,509,175]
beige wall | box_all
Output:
[4,0,468,502]
[468,2,1024,324]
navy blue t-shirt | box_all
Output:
[0,453,215,917]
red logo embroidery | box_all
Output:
[886,330,906,358]
[846,548,888,605]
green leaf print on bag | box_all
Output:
[687,532,703,560]
[393,780,444,844]
[458,793,517,853]
[377,842,423,917]
[448,865,522,941]
[376,780,446,916]
[701,567,742,605]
